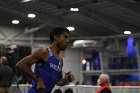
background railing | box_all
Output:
[10,84,140,93]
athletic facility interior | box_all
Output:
[0,0,140,93]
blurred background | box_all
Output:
[0,0,140,92]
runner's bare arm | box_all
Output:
[15,48,48,81]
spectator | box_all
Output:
[0,56,13,93]
[96,74,112,93]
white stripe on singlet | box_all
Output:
[47,47,53,57]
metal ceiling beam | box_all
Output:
[0,4,40,27]
[43,0,130,33]
[19,1,96,36]
[0,1,87,37]
[42,0,123,33]
[78,8,123,33]
[43,0,140,33]
[83,7,140,32]
[107,0,140,16]
[41,0,95,8]
[0,30,7,38]
[0,31,24,44]
[106,0,140,31]
[11,32,140,41]
[19,1,95,36]
[3,1,124,35]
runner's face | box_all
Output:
[57,32,70,51]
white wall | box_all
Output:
[62,48,82,83]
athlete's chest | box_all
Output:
[48,57,62,72]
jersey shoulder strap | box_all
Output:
[46,47,53,56]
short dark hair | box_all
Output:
[49,27,70,43]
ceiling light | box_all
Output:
[82,59,86,64]
[70,8,79,11]
[22,0,33,3]
[28,13,36,18]
[124,31,131,35]
[73,40,97,47]
[67,26,75,31]
[12,20,19,24]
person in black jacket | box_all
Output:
[0,56,13,93]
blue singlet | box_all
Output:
[28,47,62,93]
